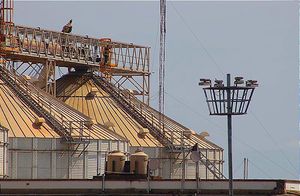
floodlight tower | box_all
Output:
[199,74,258,196]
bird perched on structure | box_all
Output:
[62,19,72,33]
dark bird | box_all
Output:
[62,19,72,33]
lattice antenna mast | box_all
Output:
[159,0,166,133]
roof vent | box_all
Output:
[103,121,114,129]
[21,75,31,83]
[198,131,210,139]
[183,129,195,139]
[89,87,98,96]
[34,117,45,126]
[85,119,96,129]
[138,128,149,138]
[23,75,31,81]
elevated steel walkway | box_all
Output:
[1,24,150,75]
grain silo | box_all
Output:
[0,1,224,179]
[0,68,128,179]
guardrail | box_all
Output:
[1,24,150,74]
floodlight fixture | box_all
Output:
[198,74,257,196]
[214,79,224,87]
[199,78,211,86]
[234,77,244,85]
[246,80,258,87]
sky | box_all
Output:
[14,1,299,179]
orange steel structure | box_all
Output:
[0,0,150,104]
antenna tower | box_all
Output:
[159,0,166,133]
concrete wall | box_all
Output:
[0,179,286,195]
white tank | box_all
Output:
[130,149,148,175]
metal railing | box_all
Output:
[92,75,175,150]
[0,65,92,142]
[0,24,150,73]
[92,74,225,179]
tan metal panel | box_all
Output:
[17,152,32,179]
[87,141,97,151]
[37,152,51,179]
[98,152,106,176]
[70,154,84,179]
[186,161,196,179]
[208,149,215,160]
[111,141,118,151]
[8,151,12,178]
[56,152,69,179]
[37,139,52,151]
[0,127,8,178]
[17,138,32,150]
[101,140,109,151]
[86,152,97,179]
[0,82,59,138]
[56,76,159,147]
[0,146,4,175]
[199,163,207,179]
[171,161,182,179]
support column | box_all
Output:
[45,59,56,97]
[51,139,56,179]
[227,73,233,196]
[32,138,37,179]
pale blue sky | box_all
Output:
[15,1,299,179]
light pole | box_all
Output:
[199,74,258,196]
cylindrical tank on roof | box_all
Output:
[130,149,148,175]
[107,150,125,173]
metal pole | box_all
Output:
[246,158,249,179]
[181,130,185,192]
[227,73,233,196]
[196,160,199,194]
[147,166,150,193]
[243,158,246,180]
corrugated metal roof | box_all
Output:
[0,76,126,141]
[56,73,222,150]
[56,74,161,147]
[0,79,59,138]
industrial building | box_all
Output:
[0,0,224,180]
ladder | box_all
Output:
[92,75,175,150]
[0,66,72,141]
[199,151,226,179]
[93,75,225,179]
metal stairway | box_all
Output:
[0,66,72,141]
[93,74,225,179]
[92,75,176,150]
[199,152,226,179]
